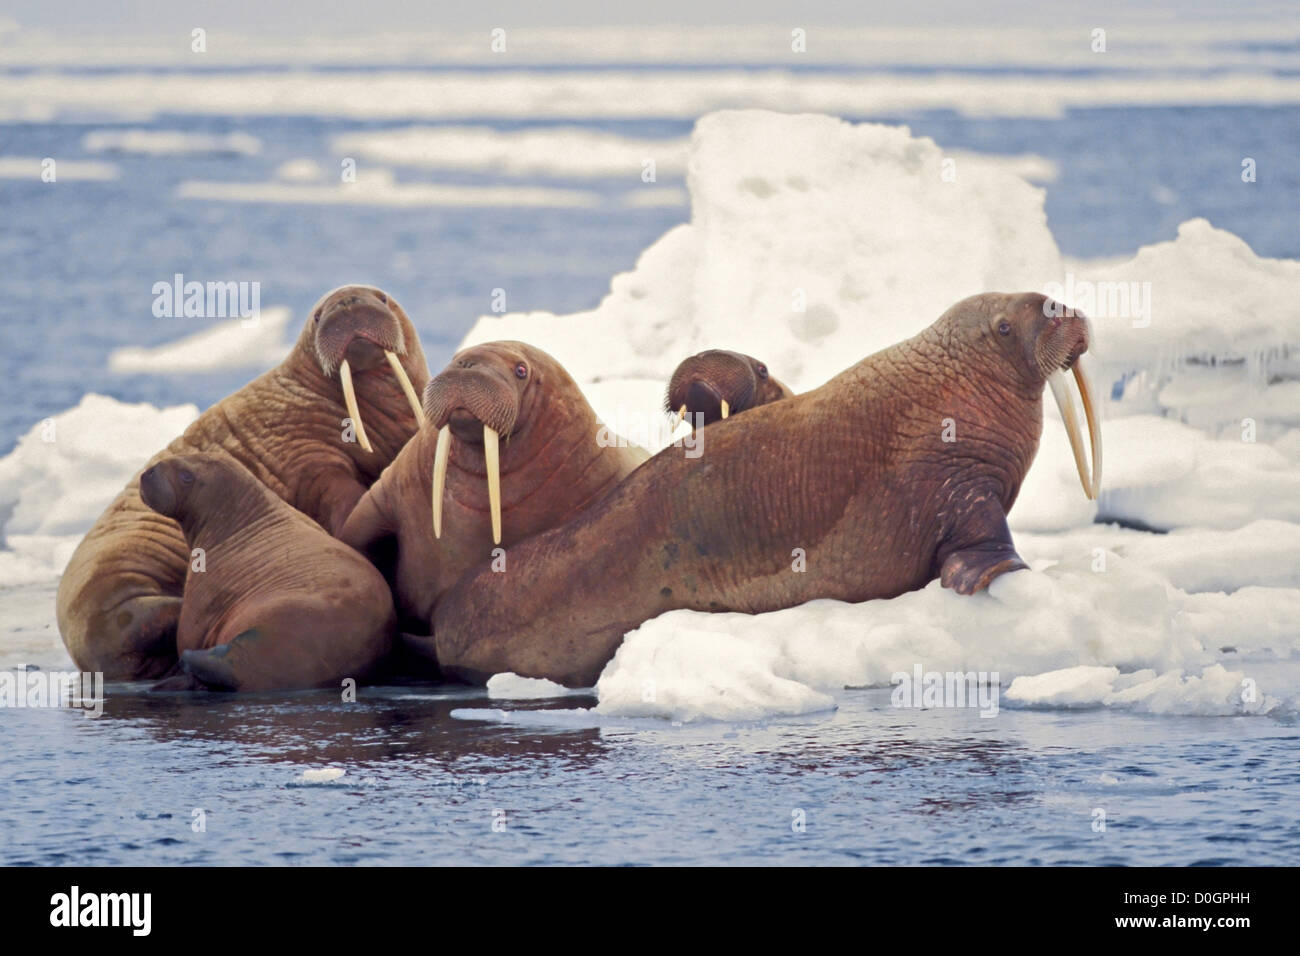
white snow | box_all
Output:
[107,307,294,374]
[485,673,587,699]
[81,129,262,156]
[176,168,600,208]
[0,394,197,547]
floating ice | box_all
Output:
[82,129,261,156]
[107,307,294,374]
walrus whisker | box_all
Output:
[484,425,502,545]
[1047,367,1097,500]
[385,351,425,424]
[1074,355,1103,498]
[339,359,373,453]
[432,425,451,538]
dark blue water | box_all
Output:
[2,682,1296,865]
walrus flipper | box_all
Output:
[936,501,1028,596]
[180,637,247,691]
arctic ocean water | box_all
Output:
[2,63,1299,864]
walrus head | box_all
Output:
[940,291,1102,500]
[422,341,554,545]
[303,285,426,453]
[664,350,794,427]
[140,453,239,527]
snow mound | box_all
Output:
[485,673,586,699]
[0,394,197,543]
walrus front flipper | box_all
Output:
[180,638,246,691]
[937,500,1028,595]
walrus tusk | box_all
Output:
[1047,358,1102,501]
[677,404,688,424]
[484,425,502,545]
[339,359,373,453]
[431,425,450,538]
[1074,356,1103,499]
[385,351,425,424]
[720,400,730,419]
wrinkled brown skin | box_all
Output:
[434,292,1091,687]
[340,342,647,645]
[139,454,395,691]
[665,350,794,427]
[56,286,428,680]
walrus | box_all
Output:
[340,341,647,641]
[139,454,395,691]
[665,349,793,427]
[432,292,1103,687]
[57,285,428,680]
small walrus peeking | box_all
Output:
[141,454,395,692]
[340,341,647,642]
[57,285,428,680]
[665,349,793,427]
[433,292,1103,688]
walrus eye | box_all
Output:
[179,470,194,485]
[997,321,1012,336]
[376,292,387,304]
[313,309,322,324]
[515,362,528,380]
[756,364,769,379]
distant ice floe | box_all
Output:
[332,125,691,178]
[7,68,1300,123]
[177,167,600,208]
[0,156,117,180]
[81,129,262,156]
[107,307,294,375]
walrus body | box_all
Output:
[433,293,1102,687]
[140,454,395,691]
[57,286,428,680]
[340,342,646,638]
[665,349,793,426]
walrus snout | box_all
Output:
[139,463,174,517]
[307,285,425,453]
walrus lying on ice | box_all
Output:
[666,349,793,427]
[57,285,428,680]
[140,454,395,691]
[341,342,647,645]
[432,292,1102,687]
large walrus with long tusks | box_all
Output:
[665,349,793,427]
[140,454,396,691]
[56,285,428,680]
[432,292,1103,687]
[340,341,647,645]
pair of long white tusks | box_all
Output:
[431,425,451,538]
[339,359,373,453]
[720,399,730,419]
[1047,355,1103,500]
[429,423,502,545]
[384,351,426,424]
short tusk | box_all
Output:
[339,359,373,453]
[677,404,688,424]
[1047,368,1094,501]
[720,399,729,420]
[385,351,425,424]
[1073,356,1103,499]
[431,425,450,538]
[483,425,502,545]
